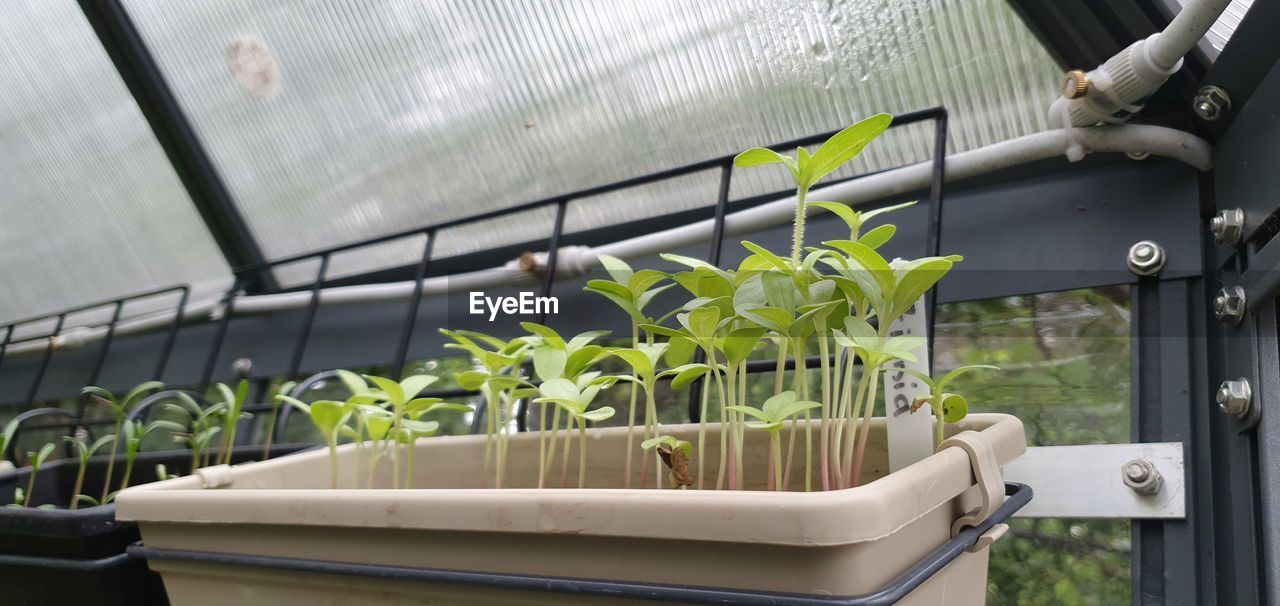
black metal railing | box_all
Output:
[3,107,949,447]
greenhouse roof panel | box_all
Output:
[0,0,231,324]
[121,0,1060,282]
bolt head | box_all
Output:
[1121,459,1162,495]
[1213,286,1247,324]
[1217,378,1252,417]
[1210,208,1245,244]
[1194,86,1231,121]
[1127,240,1166,276]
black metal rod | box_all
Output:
[24,314,66,406]
[0,325,13,378]
[73,300,125,423]
[0,285,186,403]
[924,110,948,368]
[539,200,571,314]
[1,284,189,329]
[286,254,331,379]
[393,232,436,380]
[75,0,275,292]
[200,280,242,391]
[1,408,78,461]
[689,162,736,423]
[517,199,571,432]
[153,286,190,381]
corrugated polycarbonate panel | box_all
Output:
[0,1,231,325]
[122,0,1060,276]
[1204,0,1254,52]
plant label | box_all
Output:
[884,297,934,472]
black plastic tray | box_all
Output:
[0,443,314,606]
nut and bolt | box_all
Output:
[231,357,253,378]
[1193,85,1231,121]
[1062,69,1090,100]
[1122,459,1163,495]
[1216,378,1252,418]
[1210,208,1245,245]
[1127,240,1166,276]
[1213,286,1247,324]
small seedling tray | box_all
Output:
[0,444,313,606]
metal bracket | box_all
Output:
[1003,442,1184,519]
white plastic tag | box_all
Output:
[884,297,934,472]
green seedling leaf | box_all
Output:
[806,113,892,184]
[861,200,917,223]
[936,365,1000,391]
[309,401,348,437]
[579,407,617,423]
[661,363,711,389]
[364,375,406,407]
[940,393,968,423]
[596,254,634,285]
[456,370,489,391]
[733,147,795,173]
[741,241,791,273]
[663,335,698,367]
[521,322,567,349]
[398,374,438,401]
[533,346,568,381]
[721,327,766,365]
[858,224,896,249]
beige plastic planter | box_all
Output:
[118,413,1026,605]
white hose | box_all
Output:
[0,124,1209,358]
[1149,0,1232,69]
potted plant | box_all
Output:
[0,381,314,606]
[116,116,1028,605]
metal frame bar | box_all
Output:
[74,0,276,292]
[0,285,189,409]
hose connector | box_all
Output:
[1051,34,1183,128]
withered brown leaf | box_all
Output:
[657,444,695,488]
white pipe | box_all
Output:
[1149,0,1232,69]
[0,124,1210,360]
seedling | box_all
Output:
[608,343,708,489]
[0,417,18,465]
[165,392,228,471]
[261,380,296,459]
[118,419,185,494]
[734,113,892,264]
[22,442,56,507]
[63,434,116,510]
[277,397,348,488]
[727,391,820,491]
[443,329,533,487]
[584,255,672,488]
[899,365,998,447]
[82,380,163,502]
[210,380,252,466]
[533,378,617,488]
